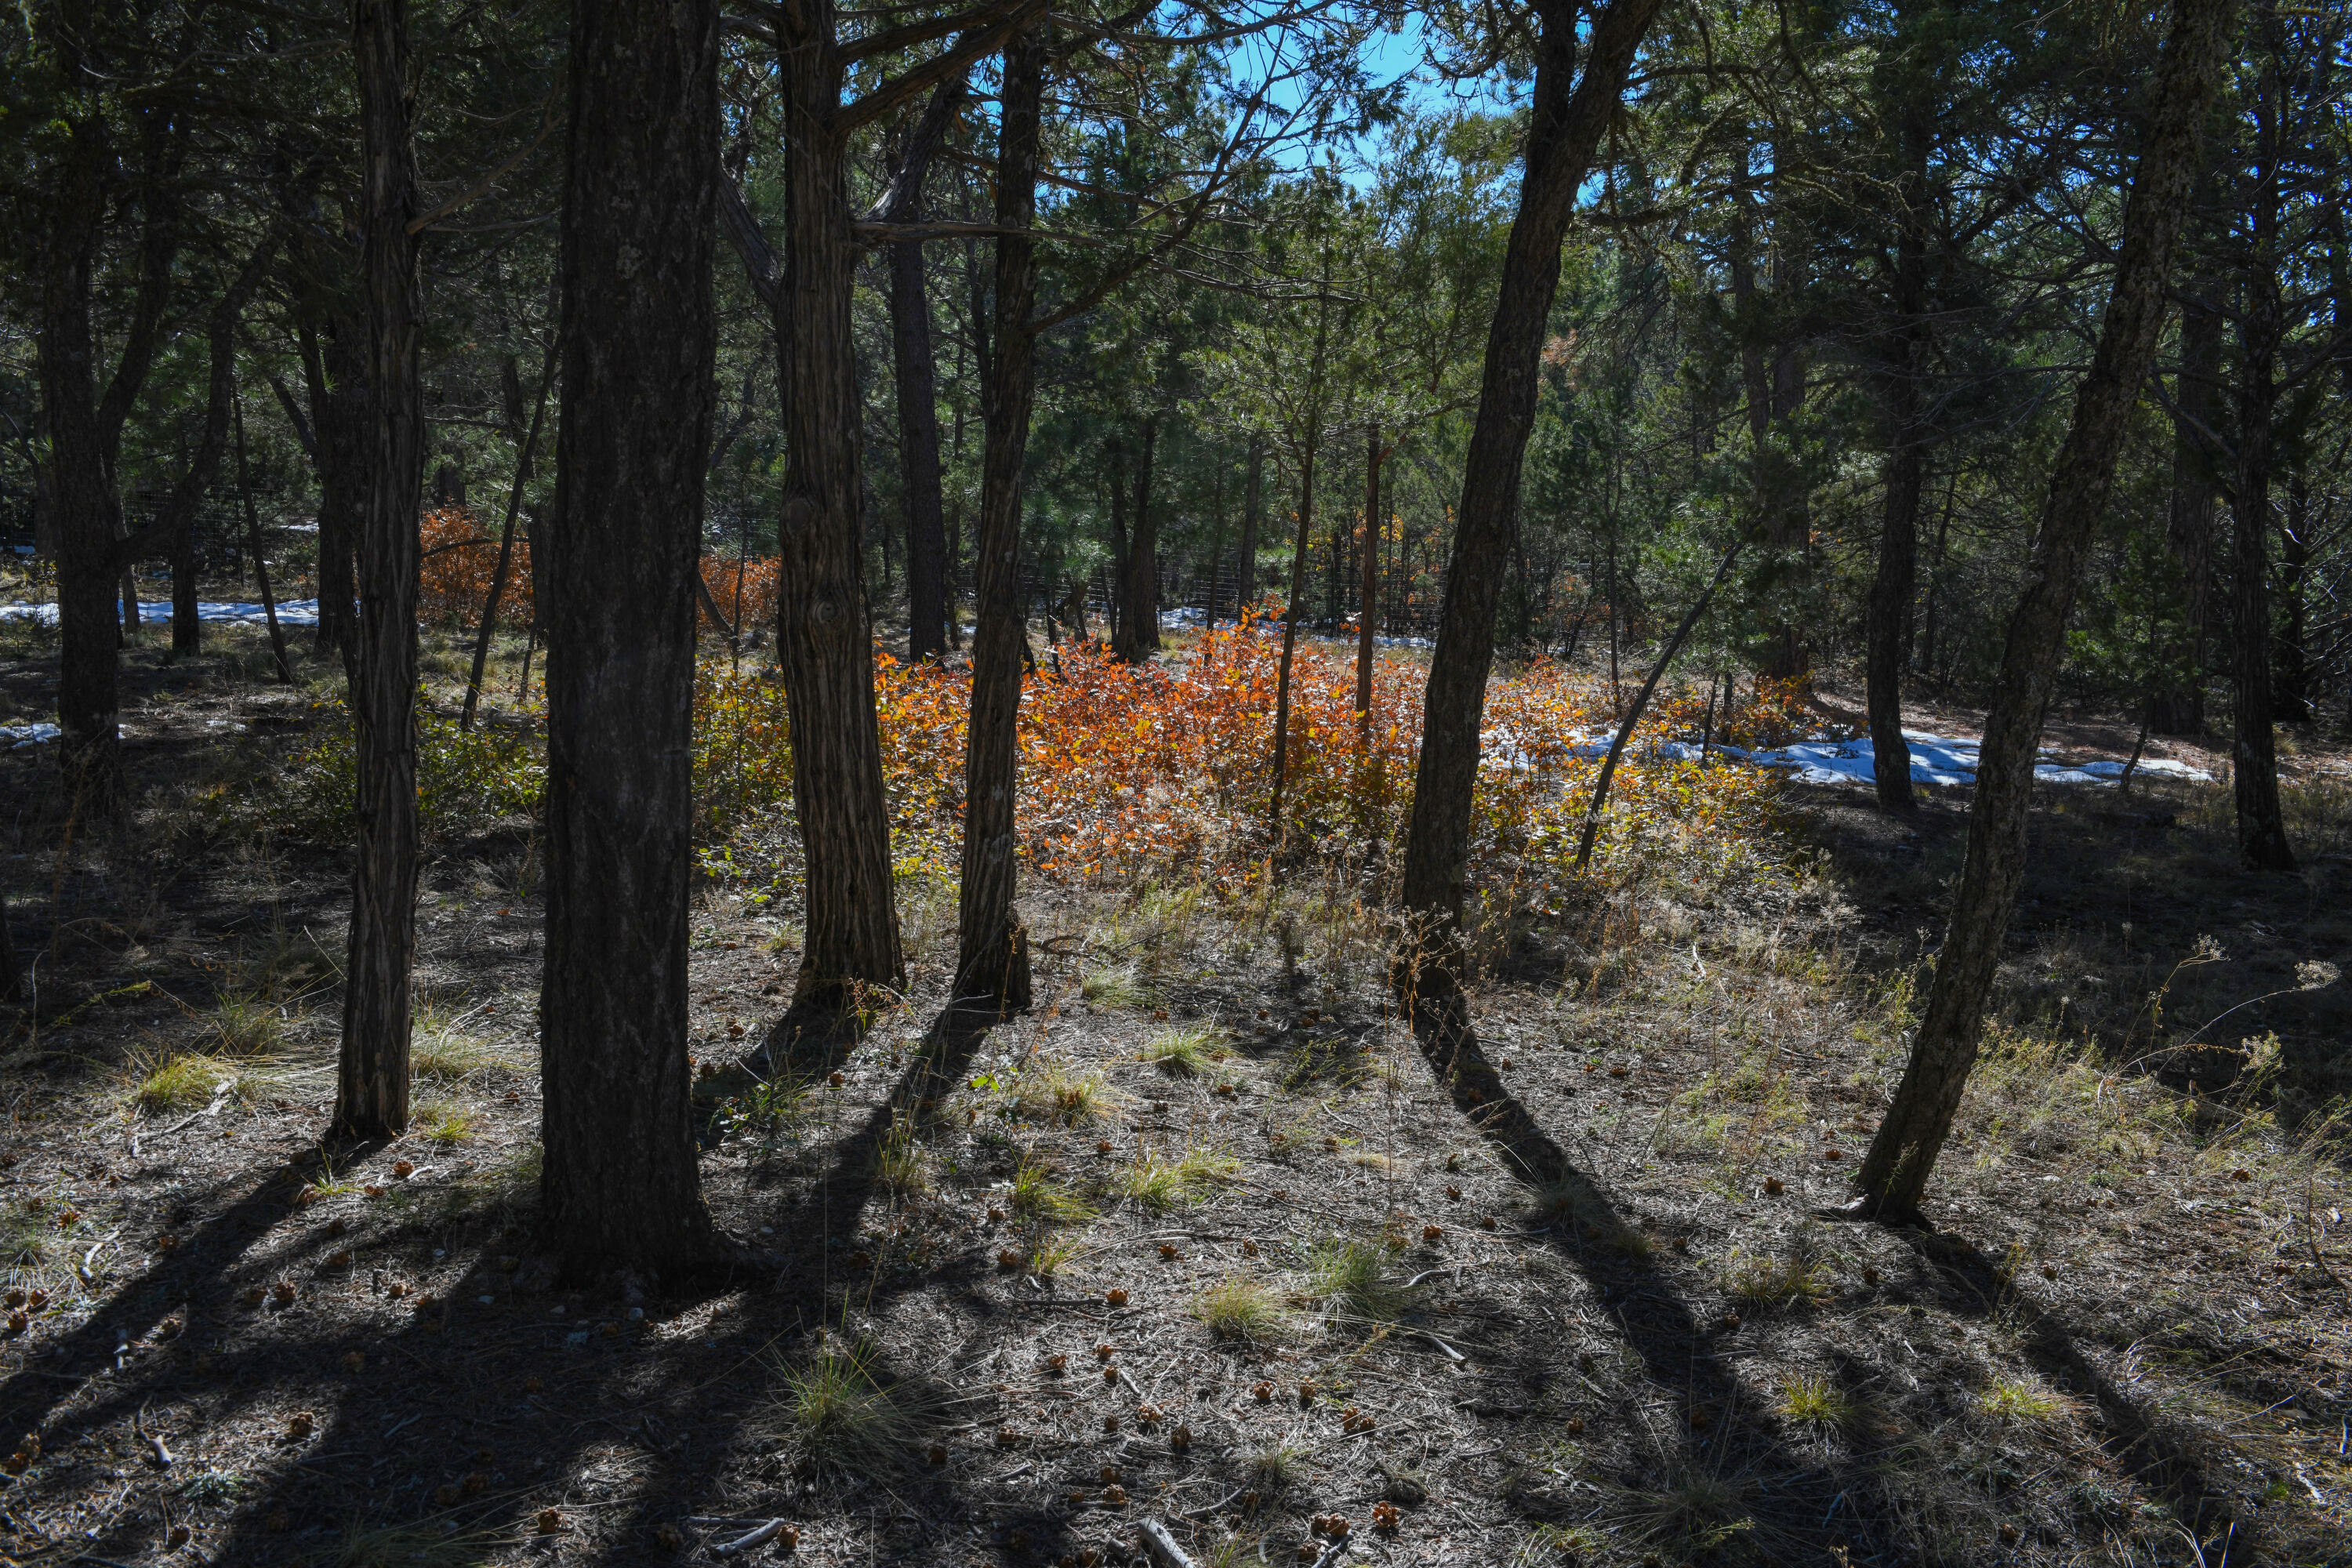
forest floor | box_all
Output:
[2,597,2350,1568]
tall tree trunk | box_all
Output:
[38,120,132,809]
[307,317,367,667]
[884,78,964,666]
[1853,0,2236,1221]
[1236,436,1262,615]
[953,20,1044,1010]
[2230,49,2294,872]
[1396,0,1664,999]
[2151,283,2221,734]
[336,0,426,1140]
[540,0,726,1279]
[1356,423,1381,741]
[771,0,906,1007]
[1120,418,1160,659]
[1867,75,1932,811]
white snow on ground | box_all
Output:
[1476,725,2212,789]
[3,722,62,749]
[1,599,324,627]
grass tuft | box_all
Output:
[1193,1276,1287,1344]
[1978,1377,2069,1425]
[1143,1025,1221,1076]
[766,1338,950,1477]
[1009,1153,1094,1225]
[1114,1146,1240,1213]
[413,1102,476,1145]
[1080,963,1156,1010]
[1014,1061,1118,1127]
[1305,1237,1406,1327]
[1777,1372,1854,1429]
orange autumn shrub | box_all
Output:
[417,505,780,640]
[692,613,1798,904]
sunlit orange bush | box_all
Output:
[692,615,1797,899]
[416,505,780,639]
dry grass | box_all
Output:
[1112,1146,1240,1212]
[1193,1275,1288,1344]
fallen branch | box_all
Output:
[1138,1518,1198,1568]
[713,1518,788,1556]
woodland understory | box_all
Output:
[2,614,2347,1568]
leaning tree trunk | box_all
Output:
[539,0,726,1279]
[884,79,965,666]
[952,20,1044,1010]
[1396,0,1665,996]
[772,0,906,1007]
[2230,53,2294,872]
[2151,282,2220,735]
[336,0,426,1140]
[1853,0,2237,1221]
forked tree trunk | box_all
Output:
[771,0,906,1007]
[336,0,426,1140]
[1395,0,1664,996]
[953,21,1044,1010]
[1853,0,2236,1221]
[2230,53,2294,872]
[2151,284,2220,735]
[539,0,726,1279]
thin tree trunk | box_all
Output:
[303,318,367,667]
[884,78,965,666]
[1122,418,1161,658]
[0,886,16,1004]
[1106,439,1131,654]
[1853,0,2236,1221]
[1867,82,1932,811]
[2230,49,2294,871]
[1269,427,1319,839]
[771,0,906,1007]
[462,339,554,730]
[953,19,1044,1010]
[2276,471,2307,721]
[336,0,426,1140]
[539,0,727,1279]
[2151,283,2221,734]
[232,379,293,684]
[1356,422,1381,742]
[1237,436,1262,615]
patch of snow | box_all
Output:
[2,722,62,748]
[1,599,325,627]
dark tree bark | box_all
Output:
[2276,471,2308,721]
[1853,0,2236,1221]
[37,109,183,810]
[884,78,967,665]
[336,0,426,1140]
[1395,0,1665,995]
[2229,50,2294,872]
[2151,284,2221,734]
[1866,68,1933,811]
[771,0,906,1006]
[1356,423,1382,741]
[1116,419,1160,661]
[539,0,727,1278]
[1236,436,1262,615]
[461,341,554,730]
[953,20,1044,1010]
[1105,438,1130,650]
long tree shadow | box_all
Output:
[154,994,1083,1566]
[1401,990,1873,1560]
